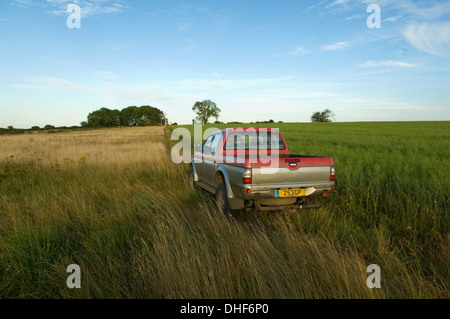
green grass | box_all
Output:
[0,122,448,298]
[174,121,449,294]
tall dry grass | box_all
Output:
[0,126,166,168]
[0,125,447,299]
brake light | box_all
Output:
[330,166,335,181]
[242,177,252,184]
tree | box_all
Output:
[120,105,166,126]
[85,105,166,128]
[87,107,120,127]
[137,105,165,126]
[120,106,139,126]
[192,99,221,124]
[311,109,335,122]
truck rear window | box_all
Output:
[224,131,286,151]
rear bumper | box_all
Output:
[253,201,321,211]
[233,181,335,200]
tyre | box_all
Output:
[216,182,240,218]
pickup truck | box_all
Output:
[189,128,335,216]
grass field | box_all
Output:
[0,122,448,298]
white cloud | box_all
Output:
[93,71,118,80]
[103,83,180,102]
[384,15,402,23]
[360,0,450,20]
[177,22,192,32]
[326,0,348,8]
[318,0,450,22]
[10,75,293,102]
[179,78,233,90]
[403,22,450,57]
[304,0,329,12]
[178,76,292,91]
[321,41,349,51]
[361,60,418,68]
[102,40,127,51]
[248,27,262,33]
[240,90,339,101]
[11,77,98,92]
[14,0,128,18]
[341,14,365,21]
[290,47,308,55]
[13,0,33,8]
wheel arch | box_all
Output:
[216,165,244,210]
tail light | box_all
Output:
[330,166,335,181]
[242,169,252,185]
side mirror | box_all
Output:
[194,143,202,152]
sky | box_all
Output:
[1,0,450,128]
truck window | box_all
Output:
[210,133,223,155]
[224,131,286,150]
[203,135,214,154]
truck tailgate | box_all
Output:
[251,156,332,186]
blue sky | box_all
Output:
[1,0,449,128]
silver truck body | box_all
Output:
[190,128,335,212]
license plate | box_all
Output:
[276,188,306,197]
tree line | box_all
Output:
[2,101,334,134]
[81,105,168,128]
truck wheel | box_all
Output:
[216,182,240,218]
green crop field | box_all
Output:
[0,122,448,298]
